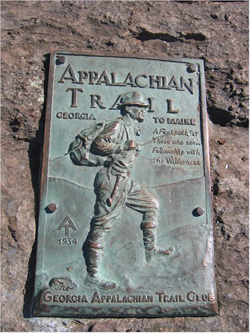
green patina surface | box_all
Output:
[33,51,217,317]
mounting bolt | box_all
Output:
[56,56,65,64]
[46,203,57,213]
[188,64,197,73]
[196,207,205,216]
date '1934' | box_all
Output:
[58,238,78,246]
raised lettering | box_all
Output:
[117,295,122,303]
[123,72,136,87]
[187,291,196,302]
[109,72,125,86]
[208,293,215,301]
[66,88,84,107]
[110,94,122,110]
[127,295,134,303]
[148,97,156,112]
[81,295,89,303]
[78,71,88,83]
[53,295,59,302]
[167,99,179,113]
[147,295,153,302]
[90,94,106,109]
[149,75,162,89]
[66,295,73,303]
[169,295,176,302]
[181,77,194,94]
[156,292,165,302]
[89,71,99,84]
[135,74,148,88]
[122,295,128,303]
[96,70,111,85]
[168,76,181,90]
[111,295,117,303]
[56,112,96,120]
[134,295,141,302]
[43,291,52,302]
[59,64,78,83]
[91,291,101,303]
[111,72,117,85]
[59,295,65,303]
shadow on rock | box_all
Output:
[23,53,50,318]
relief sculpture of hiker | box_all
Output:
[68,92,174,290]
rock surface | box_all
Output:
[1,1,248,331]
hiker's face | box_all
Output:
[126,106,147,122]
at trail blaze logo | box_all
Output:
[57,215,78,237]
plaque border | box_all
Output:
[33,50,217,317]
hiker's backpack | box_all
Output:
[68,122,106,166]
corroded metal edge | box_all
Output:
[51,48,204,65]
[32,51,56,308]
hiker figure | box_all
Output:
[69,92,174,290]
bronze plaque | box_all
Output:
[33,50,217,317]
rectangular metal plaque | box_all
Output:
[33,51,217,317]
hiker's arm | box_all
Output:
[91,121,123,156]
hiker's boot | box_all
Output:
[85,243,117,290]
[85,273,117,290]
[142,223,174,263]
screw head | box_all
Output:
[56,56,65,64]
[46,203,57,213]
[196,207,205,216]
[188,64,197,73]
